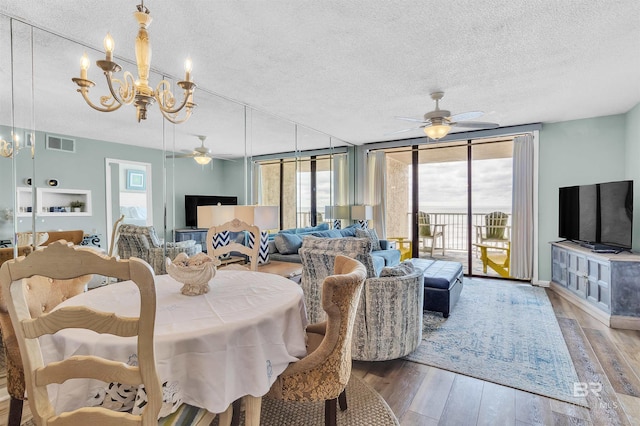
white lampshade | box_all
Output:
[351,205,373,220]
[325,205,350,220]
[196,205,235,228]
[235,205,279,231]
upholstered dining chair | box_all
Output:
[0,247,90,426]
[40,229,85,246]
[206,218,260,271]
[418,211,445,256]
[0,242,223,426]
[0,246,32,268]
[266,255,367,426]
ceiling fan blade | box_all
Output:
[385,126,426,136]
[451,121,499,129]
[166,152,196,159]
[449,111,484,122]
[209,156,236,162]
[395,116,427,123]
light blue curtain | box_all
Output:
[511,134,534,279]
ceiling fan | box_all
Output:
[166,135,235,165]
[390,92,499,140]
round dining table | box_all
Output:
[39,269,308,424]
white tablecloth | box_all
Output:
[39,270,308,416]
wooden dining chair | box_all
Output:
[0,241,223,426]
[206,218,260,271]
[0,247,90,426]
[266,255,367,426]
[108,213,126,257]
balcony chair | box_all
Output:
[418,211,445,256]
[117,224,202,275]
[205,218,260,271]
[475,242,511,278]
[299,236,424,361]
[267,255,367,426]
[0,241,225,426]
[475,211,510,248]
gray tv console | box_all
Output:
[550,241,640,330]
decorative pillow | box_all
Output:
[338,227,358,237]
[274,233,303,255]
[310,229,342,238]
[380,261,416,277]
[355,228,381,251]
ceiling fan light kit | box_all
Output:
[167,135,234,165]
[193,156,212,165]
[392,91,499,140]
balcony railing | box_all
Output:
[294,210,510,252]
[422,213,511,251]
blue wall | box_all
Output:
[0,126,245,249]
[537,110,636,281]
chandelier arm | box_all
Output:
[159,106,194,124]
[155,79,194,114]
[77,87,123,113]
[104,71,136,106]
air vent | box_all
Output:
[46,134,75,153]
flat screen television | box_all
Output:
[185,195,238,228]
[559,180,633,251]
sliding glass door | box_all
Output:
[470,139,513,277]
[383,136,518,278]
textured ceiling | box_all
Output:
[1,0,639,157]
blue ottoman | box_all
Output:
[409,258,464,318]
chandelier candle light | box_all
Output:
[72,1,197,124]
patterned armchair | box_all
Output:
[116,224,202,275]
[300,236,424,361]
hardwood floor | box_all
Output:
[353,285,640,426]
[1,283,638,425]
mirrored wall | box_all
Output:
[0,15,354,258]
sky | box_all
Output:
[414,157,513,213]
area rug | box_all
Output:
[405,278,588,407]
[10,375,398,426]
[213,375,398,426]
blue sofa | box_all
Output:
[268,223,401,275]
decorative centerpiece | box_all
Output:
[166,252,221,296]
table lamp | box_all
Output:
[351,205,373,229]
[235,205,279,264]
[324,205,350,229]
[197,205,236,256]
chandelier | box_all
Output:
[0,132,34,159]
[72,1,197,124]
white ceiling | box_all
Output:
[1,0,639,157]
